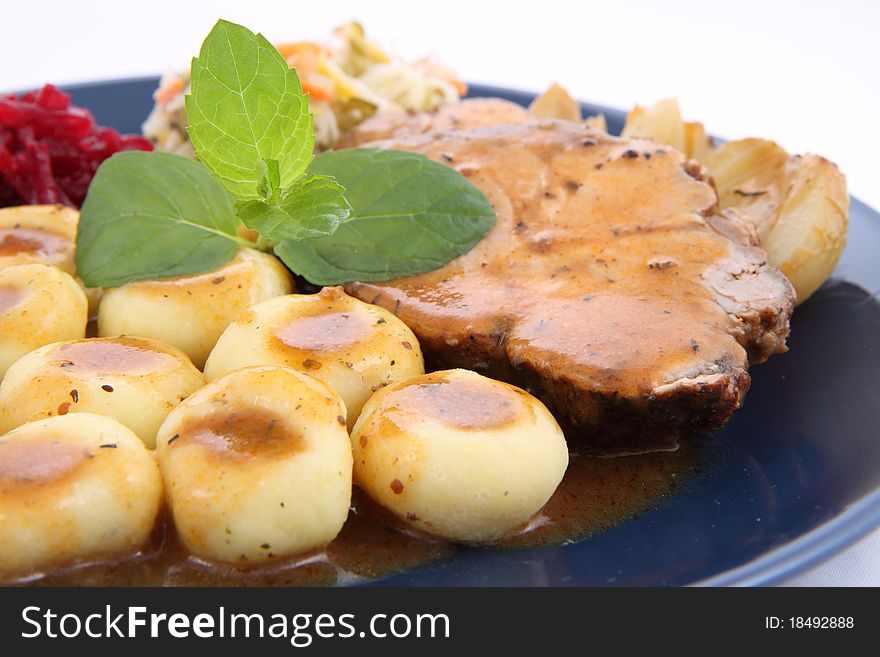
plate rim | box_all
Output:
[694,487,880,586]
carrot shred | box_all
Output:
[300,79,334,102]
[155,78,185,104]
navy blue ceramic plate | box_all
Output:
[63,78,880,586]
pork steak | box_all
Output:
[346,121,795,453]
[335,98,532,148]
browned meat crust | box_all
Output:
[347,121,795,453]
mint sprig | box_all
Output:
[186,19,349,238]
[76,19,496,289]
[186,19,314,200]
[237,174,350,242]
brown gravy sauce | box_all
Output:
[0,285,22,314]
[275,311,372,352]
[21,441,698,586]
[174,409,303,460]
[0,440,90,493]
[0,228,67,257]
[387,373,522,430]
[53,337,178,374]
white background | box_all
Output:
[2,0,878,585]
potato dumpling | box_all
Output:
[98,248,294,368]
[0,336,204,446]
[204,286,424,428]
[0,413,162,580]
[0,204,78,274]
[351,369,569,543]
[0,263,88,379]
[156,365,352,563]
[0,204,105,314]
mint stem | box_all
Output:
[231,233,260,249]
[255,234,279,252]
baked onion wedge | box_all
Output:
[709,140,848,303]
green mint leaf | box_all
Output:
[236,174,350,241]
[274,148,496,285]
[186,19,313,201]
[257,158,282,205]
[76,151,244,288]
[280,174,350,236]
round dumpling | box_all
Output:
[0,205,102,313]
[155,365,352,563]
[98,248,294,368]
[0,263,88,379]
[0,413,162,580]
[0,204,78,274]
[350,368,569,543]
[0,336,205,447]
[204,286,424,428]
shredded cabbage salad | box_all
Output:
[142,21,466,154]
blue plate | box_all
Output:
[61,78,880,586]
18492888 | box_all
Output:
[765,617,855,629]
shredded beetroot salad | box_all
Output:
[0,84,152,208]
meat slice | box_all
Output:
[334,98,532,148]
[346,121,795,454]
